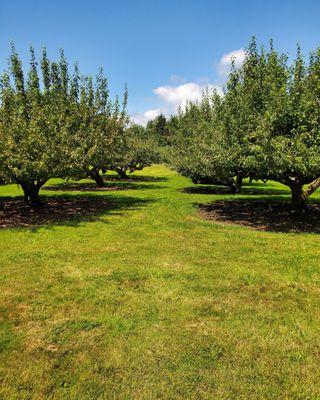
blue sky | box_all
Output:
[1,0,320,123]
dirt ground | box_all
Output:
[0,197,115,228]
[199,200,320,233]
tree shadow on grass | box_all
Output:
[0,193,154,230]
[198,197,320,233]
[102,174,169,183]
[43,181,165,192]
[183,184,289,196]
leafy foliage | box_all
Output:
[108,124,160,178]
[66,68,128,186]
[0,45,155,201]
[1,39,320,209]
[167,93,238,189]
[0,45,72,203]
[167,38,320,207]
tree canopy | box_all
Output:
[1,39,320,209]
[0,45,153,202]
[167,38,320,208]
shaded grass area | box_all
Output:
[44,181,165,192]
[102,174,169,182]
[183,184,289,196]
[1,166,320,399]
[199,199,320,233]
[0,195,152,229]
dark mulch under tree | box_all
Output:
[103,175,168,183]
[43,183,125,192]
[183,185,288,196]
[0,195,146,229]
[43,181,164,192]
[199,200,320,233]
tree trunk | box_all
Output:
[21,183,42,206]
[90,168,105,187]
[289,176,320,209]
[289,182,307,209]
[230,175,243,194]
[235,175,243,193]
[305,177,320,199]
[116,168,128,179]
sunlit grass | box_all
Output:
[1,165,320,399]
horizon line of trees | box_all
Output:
[1,38,320,210]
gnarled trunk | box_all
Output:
[289,176,320,209]
[290,185,306,209]
[20,182,42,206]
[90,168,105,187]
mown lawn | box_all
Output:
[1,165,320,399]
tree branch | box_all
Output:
[305,177,320,199]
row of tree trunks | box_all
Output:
[17,174,320,210]
[230,175,320,209]
[89,167,129,185]
[231,176,320,209]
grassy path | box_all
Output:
[1,165,320,399]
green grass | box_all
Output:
[1,165,320,399]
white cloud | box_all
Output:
[218,48,246,76]
[131,82,223,125]
[153,82,222,111]
[131,109,161,126]
[144,109,160,119]
[131,47,246,125]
